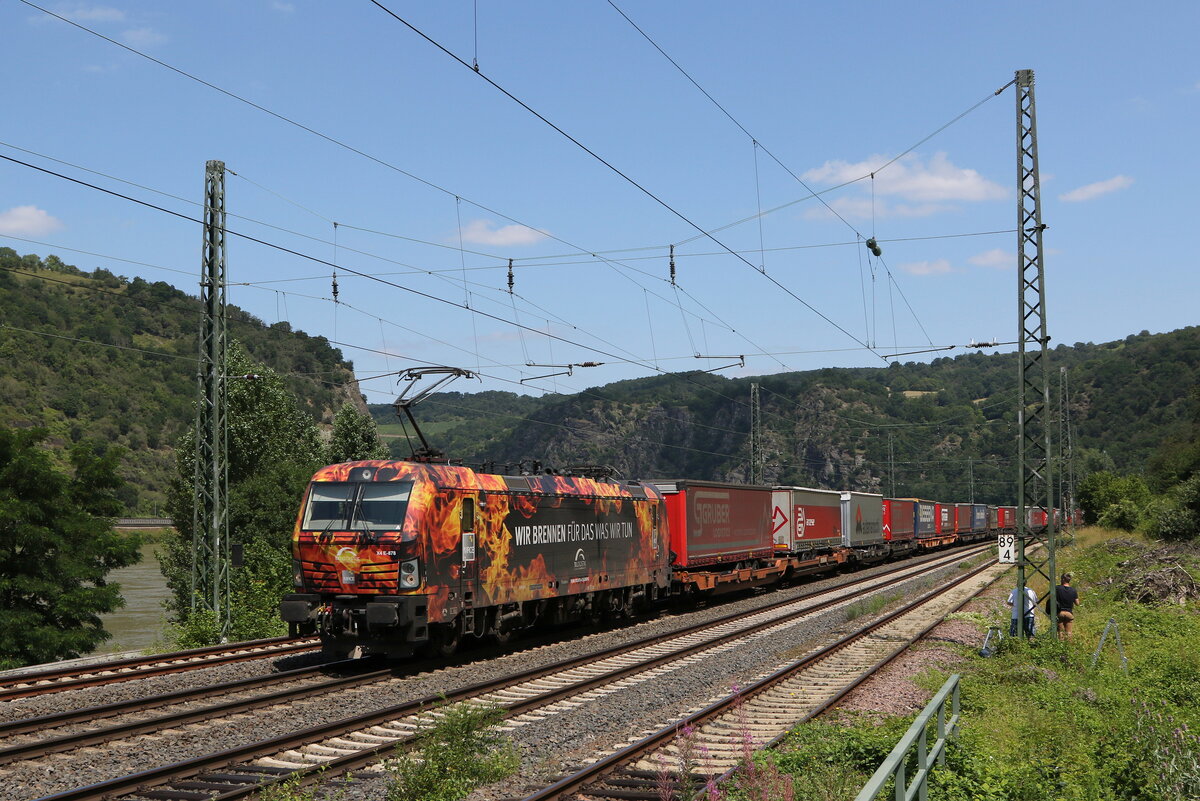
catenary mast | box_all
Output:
[191,160,232,640]
[1014,70,1057,635]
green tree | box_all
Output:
[0,427,140,668]
[163,342,324,643]
[1078,471,1151,528]
[1147,475,1200,542]
[325,401,388,464]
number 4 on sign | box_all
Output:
[998,534,1017,564]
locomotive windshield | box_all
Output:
[301,481,413,532]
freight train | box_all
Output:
[279,459,1063,659]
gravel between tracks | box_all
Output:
[2,551,979,800]
[0,649,329,725]
[333,557,979,801]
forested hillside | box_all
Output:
[0,249,360,512]
[4,242,1195,512]
[369,390,551,459]
[377,328,1200,505]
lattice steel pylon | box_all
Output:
[750,382,763,484]
[191,160,232,640]
[1014,70,1057,635]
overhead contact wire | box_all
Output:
[365,0,881,359]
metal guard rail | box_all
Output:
[854,673,961,801]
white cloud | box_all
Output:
[60,5,125,22]
[968,249,1014,270]
[271,1,295,11]
[459,219,548,247]
[1058,175,1134,202]
[0,206,65,236]
[803,152,1006,204]
[899,259,953,276]
[121,26,166,47]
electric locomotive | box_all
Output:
[280,460,671,659]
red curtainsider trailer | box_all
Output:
[654,480,774,569]
[883,498,917,552]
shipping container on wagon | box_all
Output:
[840,491,885,548]
[955,503,973,535]
[971,504,988,533]
[654,480,774,569]
[770,487,842,552]
[998,506,1016,531]
[883,498,916,542]
[988,506,999,531]
[1025,506,1049,530]
[909,499,938,539]
[938,503,953,535]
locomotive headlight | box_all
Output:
[399,558,420,588]
[292,558,304,590]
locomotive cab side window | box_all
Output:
[461,497,477,562]
[461,497,476,532]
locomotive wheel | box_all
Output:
[425,616,463,657]
[586,593,606,627]
[321,641,358,661]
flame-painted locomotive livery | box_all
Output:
[281,460,1068,659]
[280,461,670,658]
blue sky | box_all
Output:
[2,1,1197,404]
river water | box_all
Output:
[98,541,172,653]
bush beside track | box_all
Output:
[761,527,1200,801]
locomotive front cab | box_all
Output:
[280,463,435,659]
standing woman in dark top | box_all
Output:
[1055,572,1081,641]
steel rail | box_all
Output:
[0,659,355,739]
[4,545,984,761]
[0,660,377,765]
[691,553,1017,796]
[0,637,320,702]
[29,546,989,801]
[518,557,1000,800]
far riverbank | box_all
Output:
[98,540,172,653]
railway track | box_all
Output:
[0,637,321,703]
[16,544,990,801]
[518,555,1009,800]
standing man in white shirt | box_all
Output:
[1006,585,1039,638]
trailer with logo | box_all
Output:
[883,498,918,554]
[841,491,887,561]
[905,498,956,548]
[654,480,785,594]
[770,487,843,553]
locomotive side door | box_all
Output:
[459,495,478,611]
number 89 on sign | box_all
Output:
[998,534,1017,564]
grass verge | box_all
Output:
[743,528,1200,800]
